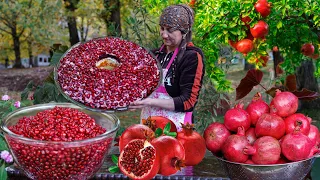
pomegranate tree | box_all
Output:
[245,92,270,125]
[255,113,285,140]
[177,123,206,166]
[243,136,281,164]
[224,102,251,132]
[118,139,160,180]
[269,90,298,117]
[222,127,250,163]
[151,136,185,176]
[203,122,231,154]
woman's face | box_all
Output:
[160,26,183,51]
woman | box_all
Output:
[129,4,205,131]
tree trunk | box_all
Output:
[28,40,33,67]
[103,0,121,36]
[64,0,80,46]
[12,27,22,68]
[296,60,320,109]
[67,16,80,46]
[272,50,284,77]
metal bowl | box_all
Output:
[54,37,162,113]
[214,154,320,180]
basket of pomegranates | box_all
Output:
[203,91,320,180]
[0,102,120,180]
[54,37,162,113]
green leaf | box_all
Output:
[111,154,119,165]
[167,132,177,138]
[276,21,282,29]
[163,122,171,135]
[0,163,7,180]
[155,128,163,138]
[108,166,119,173]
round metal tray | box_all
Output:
[54,37,162,113]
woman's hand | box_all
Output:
[129,98,175,111]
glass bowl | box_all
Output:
[1,103,120,180]
[54,37,162,113]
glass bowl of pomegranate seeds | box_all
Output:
[54,37,162,113]
[1,102,120,180]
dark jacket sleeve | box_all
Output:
[172,49,205,112]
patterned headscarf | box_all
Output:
[159,4,194,35]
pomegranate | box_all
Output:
[189,0,196,7]
[151,136,185,176]
[203,122,231,154]
[281,128,314,161]
[254,0,271,17]
[276,158,289,164]
[284,113,311,135]
[246,92,270,126]
[224,102,251,132]
[243,136,281,164]
[235,39,254,55]
[177,123,206,166]
[222,127,250,163]
[7,106,113,179]
[142,116,177,132]
[244,159,255,164]
[301,43,315,56]
[269,89,298,117]
[245,127,257,145]
[119,124,154,152]
[307,125,320,146]
[250,20,269,39]
[228,39,238,49]
[255,113,285,140]
[118,139,159,180]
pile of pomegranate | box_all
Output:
[57,37,161,111]
[117,116,207,180]
[7,106,113,179]
[204,90,320,164]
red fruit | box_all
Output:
[119,124,154,152]
[244,159,255,164]
[276,158,289,164]
[301,43,315,56]
[250,20,269,39]
[222,127,250,163]
[307,125,319,146]
[142,116,177,132]
[246,92,270,126]
[284,113,311,135]
[224,102,251,132]
[118,139,160,180]
[245,127,257,145]
[228,39,238,49]
[269,89,298,117]
[245,30,255,41]
[241,16,251,29]
[177,123,206,166]
[254,0,272,17]
[203,122,231,154]
[255,113,285,140]
[189,0,196,7]
[235,39,254,55]
[281,128,314,161]
[151,136,185,176]
[244,136,281,164]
